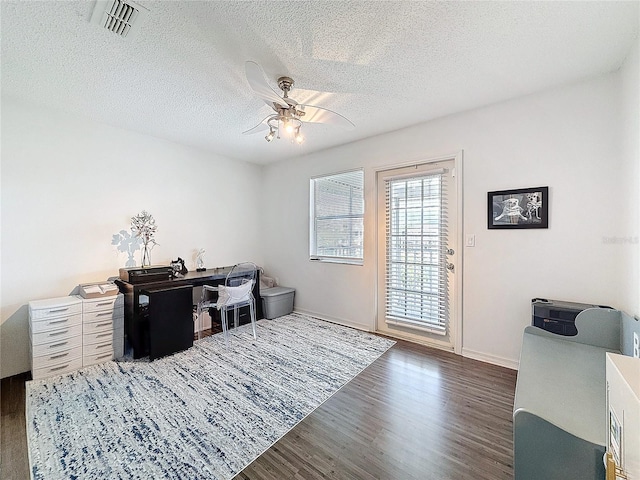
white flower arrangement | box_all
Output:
[131,210,158,266]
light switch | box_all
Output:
[465,234,476,247]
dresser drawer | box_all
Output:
[82,295,123,315]
[83,338,114,366]
[31,323,82,346]
[83,350,114,367]
[83,330,113,346]
[29,297,82,321]
[83,317,113,335]
[30,313,82,334]
[32,356,83,380]
[84,338,113,355]
[32,344,83,370]
[83,310,115,324]
[32,334,82,357]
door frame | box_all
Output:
[373,151,464,355]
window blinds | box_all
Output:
[310,170,364,262]
[385,171,448,334]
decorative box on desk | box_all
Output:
[29,296,83,380]
[81,294,124,366]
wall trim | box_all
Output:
[374,328,455,353]
[297,308,520,371]
[293,308,371,332]
[462,347,519,370]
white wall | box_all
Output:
[619,37,640,316]
[2,47,637,378]
[0,98,263,378]
[260,71,634,368]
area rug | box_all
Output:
[26,313,395,480]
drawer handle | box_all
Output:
[96,333,111,338]
[48,307,69,313]
[95,312,112,317]
[49,341,68,348]
[50,364,70,371]
[93,322,112,328]
[95,353,112,360]
[95,302,114,307]
[49,318,69,325]
[50,352,69,360]
[48,330,68,337]
[96,342,112,349]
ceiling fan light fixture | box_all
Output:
[265,128,275,142]
[284,121,294,134]
[244,61,354,147]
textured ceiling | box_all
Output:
[1,1,638,164]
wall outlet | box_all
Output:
[633,332,640,358]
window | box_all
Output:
[385,170,448,334]
[310,169,364,264]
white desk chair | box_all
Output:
[197,262,257,345]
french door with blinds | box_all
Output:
[376,159,458,350]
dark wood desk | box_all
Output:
[115,267,262,359]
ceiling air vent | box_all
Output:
[90,0,149,39]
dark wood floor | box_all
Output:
[1,336,516,480]
[1,372,30,480]
[235,338,517,480]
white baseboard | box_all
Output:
[462,348,519,370]
[293,308,371,333]
[294,309,520,371]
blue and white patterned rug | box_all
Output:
[26,314,395,480]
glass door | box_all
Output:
[376,159,457,349]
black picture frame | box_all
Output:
[488,186,549,229]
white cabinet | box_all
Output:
[29,296,84,380]
[82,295,124,367]
[29,294,125,379]
[606,352,640,479]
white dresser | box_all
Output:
[82,294,124,367]
[29,294,125,379]
[29,296,84,380]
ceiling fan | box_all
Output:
[243,61,355,144]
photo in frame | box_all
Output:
[488,186,549,229]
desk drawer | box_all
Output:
[32,356,83,380]
[31,323,82,346]
[32,334,82,357]
[30,313,82,333]
[32,344,83,371]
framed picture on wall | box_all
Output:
[488,186,549,229]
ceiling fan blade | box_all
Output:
[242,115,273,135]
[299,104,355,130]
[245,61,289,109]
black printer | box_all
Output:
[531,298,613,336]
